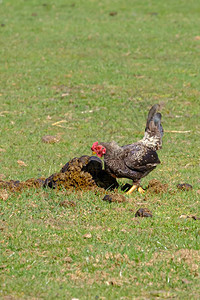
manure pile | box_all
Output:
[0,155,118,193]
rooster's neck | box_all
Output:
[101,141,121,156]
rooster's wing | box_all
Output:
[123,144,160,173]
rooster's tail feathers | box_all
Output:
[142,104,164,150]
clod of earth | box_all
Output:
[109,11,118,16]
[177,183,193,191]
[102,193,126,203]
[102,195,112,203]
[147,179,168,194]
[135,208,153,218]
[0,178,45,193]
[122,179,169,194]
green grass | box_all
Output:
[0,0,200,299]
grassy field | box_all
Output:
[0,0,200,299]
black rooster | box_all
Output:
[91,104,164,194]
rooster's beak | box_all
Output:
[92,151,96,155]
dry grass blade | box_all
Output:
[165,130,191,133]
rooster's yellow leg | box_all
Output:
[126,184,138,195]
[138,186,145,194]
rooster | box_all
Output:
[91,104,164,194]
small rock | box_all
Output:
[135,208,153,218]
[177,183,193,191]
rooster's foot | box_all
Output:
[126,184,138,195]
[126,185,145,195]
[138,186,145,194]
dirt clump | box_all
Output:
[0,177,45,193]
[177,183,193,191]
[102,193,126,203]
[147,179,168,194]
[135,208,153,218]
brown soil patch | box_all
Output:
[177,183,193,191]
[0,178,45,193]
[102,193,126,203]
[147,179,168,194]
[135,208,153,218]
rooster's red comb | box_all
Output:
[91,141,98,151]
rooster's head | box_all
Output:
[91,141,106,158]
